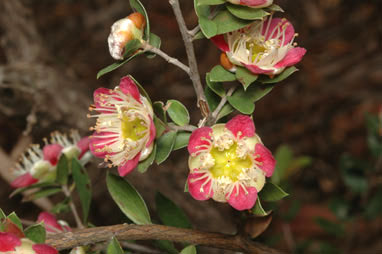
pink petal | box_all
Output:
[254,143,275,177]
[93,87,113,109]
[227,186,257,211]
[240,0,267,6]
[226,115,255,138]
[146,116,156,148]
[43,144,63,166]
[187,127,213,155]
[89,131,117,158]
[243,63,272,74]
[117,152,141,176]
[274,47,307,69]
[119,76,141,103]
[77,136,90,159]
[10,173,38,188]
[32,244,58,254]
[187,172,213,201]
[211,35,229,52]
[262,17,295,45]
[0,232,21,252]
[37,212,69,233]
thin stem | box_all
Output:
[62,185,84,229]
[169,0,210,118]
[142,42,190,74]
[207,87,236,125]
[46,223,281,254]
[188,25,200,37]
[167,123,197,132]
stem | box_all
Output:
[142,42,190,74]
[62,185,84,229]
[169,0,210,118]
[188,25,200,37]
[46,224,281,254]
[167,123,197,132]
[207,87,236,125]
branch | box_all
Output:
[207,87,236,125]
[167,123,197,132]
[62,185,84,229]
[46,224,281,254]
[169,0,210,118]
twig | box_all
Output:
[207,87,236,125]
[169,0,210,118]
[46,223,282,254]
[62,185,84,229]
[167,123,197,132]
[142,42,190,74]
[188,25,200,37]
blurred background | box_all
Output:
[0,0,381,253]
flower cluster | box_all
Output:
[226,0,273,8]
[10,131,90,188]
[187,115,275,210]
[88,76,156,177]
[212,15,306,75]
[0,233,58,254]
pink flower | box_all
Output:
[187,115,275,211]
[211,16,306,75]
[226,0,273,8]
[0,233,57,254]
[88,76,156,177]
[37,212,71,233]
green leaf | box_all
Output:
[217,103,234,120]
[0,209,6,220]
[252,199,270,217]
[129,0,150,40]
[258,66,298,84]
[153,101,167,123]
[204,86,220,111]
[212,8,252,35]
[227,87,255,114]
[155,192,192,229]
[193,30,206,40]
[50,199,70,214]
[166,100,190,126]
[23,188,62,202]
[184,181,189,193]
[72,158,92,223]
[197,0,225,5]
[56,154,69,185]
[235,67,258,90]
[209,65,236,82]
[250,85,275,102]
[154,116,166,138]
[271,145,293,184]
[146,33,161,59]
[137,144,156,173]
[340,154,368,193]
[97,50,142,79]
[266,4,284,12]
[10,182,59,198]
[128,75,151,104]
[259,182,289,202]
[174,132,191,151]
[107,237,124,254]
[155,240,178,254]
[106,173,151,225]
[206,73,225,97]
[155,131,177,164]
[7,212,22,230]
[364,189,382,219]
[25,223,46,244]
[315,217,345,237]
[226,4,269,20]
[181,245,197,254]
[198,16,218,38]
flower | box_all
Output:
[187,115,275,211]
[0,232,57,254]
[88,76,156,176]
[37,212,71,234]
[226,0,273,8]
[108,12,146,60]
[211,15,306,75]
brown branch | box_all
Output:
[46,224,282,254]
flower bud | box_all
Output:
[220,53,236,72]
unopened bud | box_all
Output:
[220,53,236,72]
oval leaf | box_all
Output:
[137,144,157,173]
[107,237,124,254]
[181,245,197,254]
[197,0,225,5]
[212,8,252,35]
[56,154,69,185]
[166,100,190,126]
[206,73,225,97]
[251,198,270,217]
[235,67,258,90]
[146,33,161,59]
[259,182,289,202]
[258,67,298,84]
[209,65,236,82]
[174,132,191,151]
[155,131,177,164]
[226,4,269,20]
[227,87,255,114]
[25,224,46,244]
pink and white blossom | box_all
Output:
[0,232,57,254]
[226,0,273,8]
[211,16,306,75]
[88,76,155,177]
[187,115,275,211]
[37,212,71,234]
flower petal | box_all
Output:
[0,232,21,252]
[262,17,295,45]
[93,87,113,108]
[243,63,272,74]
[227,186,257,211]
[37,212,69,233]
[32,244,58,254]
[254,143,275,177]
[89,132,117,158]
[119,76,141,103]
[226,115,255,138]
[274,47,307,69]
[117,152,141,176]
[10,173,38,188]
[240,0,268,6]
[211,35,229,52]
[188,127,213,155]
[43,144,63,166]
[76,136,90,159]
[146,115,156,148]
[188,172,213,201]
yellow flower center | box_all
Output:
[209,143,253,182]
[121,115,147,141]
[246,41,266,62]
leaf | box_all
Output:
[154,116,166,138]
[146,33,161,59]
[364,189,382,219]
[259,182,289,202]
[22,188,62,202]
[166,100,190,126]
[197,0,225,5]
[244,213,272,238]
[271,145,293,184]
[56,154,69,185]
[266,4,284,12]
[209,65,236,82]
[97,50,142,79]
[10,182,59,198]
[227,87,256,114]
[315,217,345,237]
[206,73,225,97]
[204,86,220,111]
[106,173,151,225]
[184,181,189,193]
[129,0,150,40]
[258,66,298,84]
[107,237,124,254]
[340,154,368,193]
[153,101,167,122]
[226,4,269,20]
[217,103,234,120]
[252,199,270,217]
[0,208,6,220]
[137,144,156,173]
[250,84,275,102]
[212,8,252,35]
[50,199,70,214]
[193,30,206,40]
[198,16,218,38]
[7,212,22,230]
[180,245,197,254]
[284,156,312,179]
[72,158,92,223]
[174,132,191,151]
[155,192,192,229]
[235,67,258,90]
[155,131,177,164]
[25,224,46,244]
